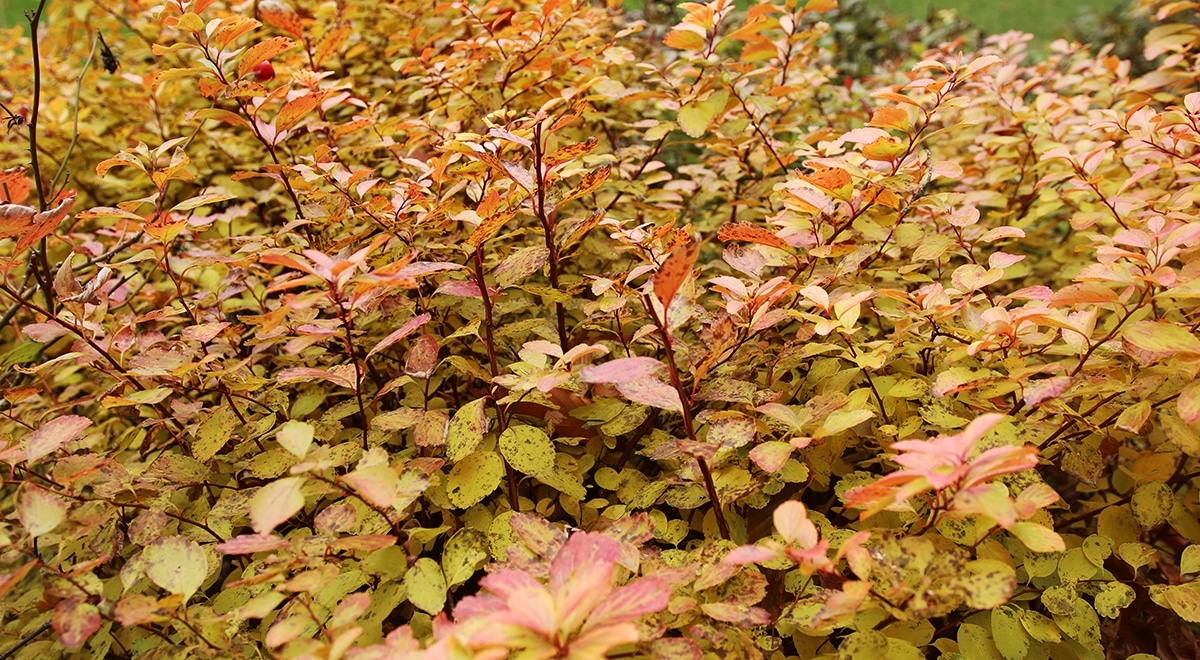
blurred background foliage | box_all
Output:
[0,0,1162,78]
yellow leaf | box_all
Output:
[664,29,706,51]
[677,90,729,139]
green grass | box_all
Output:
[875,0,1133,41]
[0,0,38,29]
[0,0,1137,42]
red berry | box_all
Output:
[251,61,275,83]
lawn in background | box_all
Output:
[877,0,1133,41]
[0,0,38,29]
[1,0,1138,37]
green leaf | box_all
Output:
[445,398,490,463]
[677,90,729,138]
[445,451,504,509]
[990,606,1029,660]
[1094,582,1135,618]
[275,420,314,458]
[1008,522,1065,553]
[442,529,488,587]
[403,557,447,614]
[1123,321,1200,356]
[143,536,207,602]
[1181,545,1200,574]
[1131,481,1174,529]
[498,425,556,478]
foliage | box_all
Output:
[0,0,1199,658]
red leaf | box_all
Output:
[652,239,700,309]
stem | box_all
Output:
[25,0,54,312]
[472,247,519,511]
[532,122,568,351]
[643,293,729,540]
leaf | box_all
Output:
[1182,545,1200,575]
[749,441,794,472]
[1095,582,1135,618]
[143,536,208,601]
[445,451,504,509]
[495,245,550,287]
[499,425,556,478]
[26,415,92,464]
[653,239,700,309]
[616,377,684,414]
[445,398,490,463]
[275,92,323,133]
[366,313,431,361]
[1009,521,1066,553]
[678,91,729,139]
[586,577,670,628]
[53,599,101,649]
[1179,380,1200,424]
[237,36,295,79]
[717,222,791,250]
[314,23,353,67]
[404,557,447,614]
[216,534,290,555]
[991,606,1029,660]
[16,485,66,538]
[404,334,440,378]
[9,193,75,255]
[546,136,599,168]
[579,357,667,384]
[275,420,314,458]
[1151,584,1200,622]
[442,529,488,587]
[250,476,306,534]
[1131,481,1174,529]
[466,209,518,249]
[1123,321,1200,356]
[664,28,706,50]
[342,466,399,508]
[556,164,612,209]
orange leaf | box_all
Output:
[556,164,611,210]
[664,29,706,50]
[717,222,790,250]
[237,37,295,79]
[868,106,911,131]
[5,193,76,254]
[546,136,599,168]
[275,92,323,133]
[467,209,519,249]
[314,24,353,68]
[653,239,700,309]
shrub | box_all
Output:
[0,0,1198,658]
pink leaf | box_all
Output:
[53,598,101,649]
[723,545,780,565]
[773,500,819,549]
[27,415,92,464]
[250,477,306,534]
[584,577,670,630]
[217,534,290,555]
[615,377,684,413]
[579,357,667,384]
[366,313,431,361]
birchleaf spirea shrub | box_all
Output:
[0,0,1198,657]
